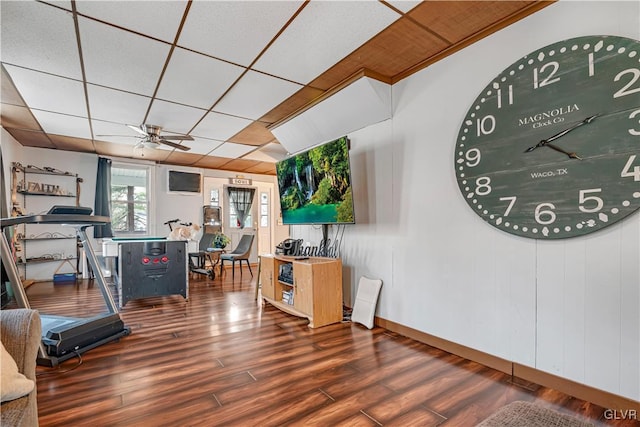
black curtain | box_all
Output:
[94,157,114,238]
[227,187,255,229]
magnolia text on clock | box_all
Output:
[518,104,580,128]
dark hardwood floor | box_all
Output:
[7,266,637,426]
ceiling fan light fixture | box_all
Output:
[141,141,160,149]
[133,140,160,157]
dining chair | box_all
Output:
[219,234,254,280]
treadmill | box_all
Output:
[1,207,130,366]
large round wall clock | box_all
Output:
[454,35,640,239]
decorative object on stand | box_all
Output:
[212,232,230,249]
[454,35,640,239]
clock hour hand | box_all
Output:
[544,142,582,160]
[524,113,600,152]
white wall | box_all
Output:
[291,1,640,401]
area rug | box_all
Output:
[476,401,595,427]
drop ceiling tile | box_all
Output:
[386,1,422,13]
[214,71,302,121]
[4,66,87,117]
[78,16,171,95]
[48,134,95,153]
[221,158,262,173]
[193,156,233,170]
[243,142,288,163]
[244,162,276,175]
[87,84,150,124]
[253,1,400,84]
[228,121,275,146]
[156,47,245,109]
[1,66,27,107]
[1,104,41,131]
[209,142,255,159]
[92,120,141,145]
[75,1,187,43]
[4,128,55,149]
[31,110,92,139]
[95,140,139,158]
[163,151,204,166]
[146,99,207,135]
[187,137,224,155]
[178,1,303,67]
[0,1,82,79]
[259,85,325,124]
[191,111,253,141]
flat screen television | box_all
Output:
[276,136,355,225]
[168,170,202,194]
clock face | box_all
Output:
[455,35,640,239]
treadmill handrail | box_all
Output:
[1,214,110,228]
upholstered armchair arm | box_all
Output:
[1,309,41,383]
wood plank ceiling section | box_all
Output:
[0,1,553,175]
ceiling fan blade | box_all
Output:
[160,134,194,141]
[96,134,139,138]
[159,139,191,151]
[127,124,148,136]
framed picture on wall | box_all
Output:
[210,189,219,206]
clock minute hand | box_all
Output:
[524,113,600,152]
[546,113,600,143]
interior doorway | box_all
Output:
[224,186,258,264]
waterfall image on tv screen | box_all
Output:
[276,136,355,225]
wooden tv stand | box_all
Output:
[260,255,342,328]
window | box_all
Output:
[228,187,255,229]
[229,202,253,229]
[110,165,149,234]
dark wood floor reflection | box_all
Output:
[11,267,635,426]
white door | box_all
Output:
[256,185,273,257]
[224,186,258,263]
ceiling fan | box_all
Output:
[128,124,193,151]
